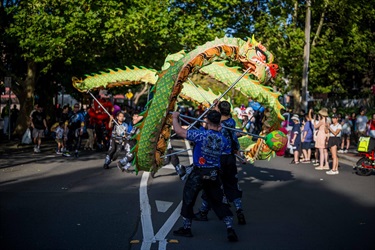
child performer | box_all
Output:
[103,111,128,169]
[117,112,143,172]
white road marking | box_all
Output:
[162,164,175,170]
[140,172,155,249]
[139,140,192,250]
[155,200,173,213]
[154,201,182,242]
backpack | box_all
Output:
[357,137,375,152]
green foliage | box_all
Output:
[1,0,374,110]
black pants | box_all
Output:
[104,138,122,165]
[66,129,82,152]
[181,167,232,220]
[220,154,242,201]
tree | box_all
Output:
[2,0,373,137]
[2,0,123,134]
[243,0,374,112]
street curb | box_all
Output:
[338,153,359,165]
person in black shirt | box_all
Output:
[31,105,47,153]
[64,104,85,157]
[10,104,19,133]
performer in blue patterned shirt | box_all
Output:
[195,101,246,225]
[172,110,238,242]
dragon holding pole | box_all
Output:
[72,36,287,174]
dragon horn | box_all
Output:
[251,35,259,46]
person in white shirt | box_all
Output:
[326,114,342,175]
[356,109,368,137]
[339,115,352,153]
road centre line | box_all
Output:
[140,171,155,249]
[139,140,193,250]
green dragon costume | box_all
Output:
[73,36,287,173]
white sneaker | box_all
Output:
[344,149,348,153]
[338,149,344,153]
[124,163,132,172]
[326,170,339,175]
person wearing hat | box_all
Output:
[171,110,238,242]
[326,114,342,175]
[318,108,329,117]
[313,108,330,170]
[290,114,302,164]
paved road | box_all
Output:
[1,139,374,250]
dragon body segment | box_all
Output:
[72,66,158,92]
[72,36,285,173]
[135,37,280,172]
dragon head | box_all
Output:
[239,36,278,84]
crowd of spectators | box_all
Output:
[23,97,146,156]
[282,107,374,175]
[3,94,374,168]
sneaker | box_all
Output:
[227,228,239,242]
[63,152,71,157]
[315,166,324,170]
[173,227,193,237]
[236,209,246,225]
[338,149,344,153]
[313,162,320,166]
[124,163,132,173]
[193,211,208,221]
[56,151,62,155]
[326,170,339,175]
[344,149,348,153]
[117,162,125,172]
[103,164,109,169]
[36,148,41,153]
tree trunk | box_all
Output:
[13,61,37,137]
[292,78,301,113]
[312,1,328,47]
[133,83,149,105]
[292,0,298,29]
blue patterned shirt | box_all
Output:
[221,118,240,154]
[187,129,228,168]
